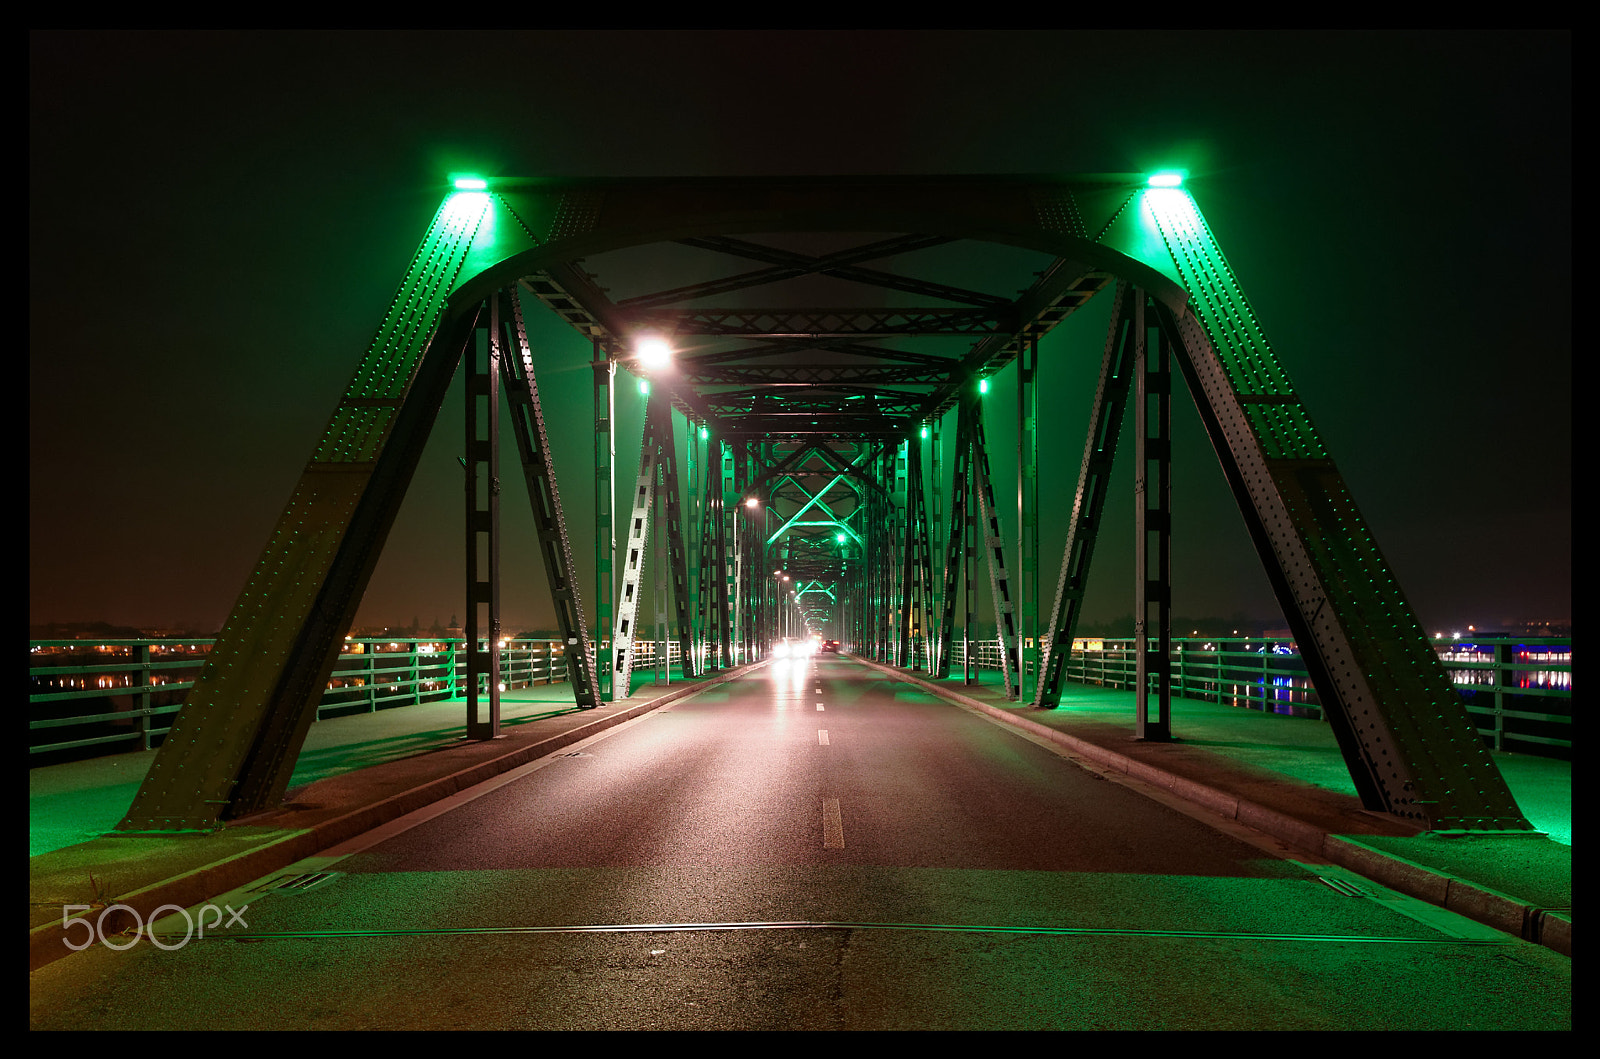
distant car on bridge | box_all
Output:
[772,637,816,659]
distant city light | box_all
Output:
[1147,171,1185,187]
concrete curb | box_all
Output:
[29,668,748,973]
[859,659,1571,958]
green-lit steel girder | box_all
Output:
[464,299,502,739]
[117,192,495,832]
[124,174,1530,833]
[498,291,601,709]
[1036,280,1139,707]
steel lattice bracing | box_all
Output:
[120,174,1531,833]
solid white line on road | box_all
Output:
[818,730,829,745]
[822,798,844,848]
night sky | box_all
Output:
[30,30,1571,638]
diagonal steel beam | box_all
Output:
[648,390,696,679]
[499,289,601,709]
[970,406,1018,698]
[1140,186,1529,829]
[611,398,663,697]
[117,190,495,831]
[1035,281,1139,706]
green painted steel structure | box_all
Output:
[116,175,1530,835]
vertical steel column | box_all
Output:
[654,401,695,678]
[1134,293,1173,740]
[698,433,725,671]
[934,401,972,681]
[896,439,916,667]
[928,417,944,675]
[686,420,703,674]
[729,441,746,663]
[962,396,978,685]
[1017,335,1040,688]
[889,443,906,663]
[1035,281,1138,706]
[593,342,616,701]
[909,435,935,670]
[719,437,736,666]
[869,447,885,661]
[742,444,757,662]
[465,300,502,740]
[653,471,668,685]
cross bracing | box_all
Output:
[117,174,1533,836]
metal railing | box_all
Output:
[29,637,573,759]
[28,635,719,761]
[934,635,1572,756]
[31,633,1570,760]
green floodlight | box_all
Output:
[1147,171,1185,188]
[453,176,489,190]
[835,533,847,544]
[978,378,989,394]
[920,425,929,439]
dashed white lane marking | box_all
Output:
[818,730,829,745]
[822,798,844,848]
[816,703,825,710]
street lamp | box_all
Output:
[635,334,673,370]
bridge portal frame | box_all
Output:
[114,174,1531,834]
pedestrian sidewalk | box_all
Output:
[30,658,1570,973]
[29,665,734,971]
[856,659,1571,959]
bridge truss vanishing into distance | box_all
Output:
[116,173,1533,837]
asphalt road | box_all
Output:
[29,657,1571,1031]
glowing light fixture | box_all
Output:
[635,334,673,369]
[1147,171,1185,188]
[745,497,759,509]
[453,176,489,190]
[978,378,989,394]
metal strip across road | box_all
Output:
[137,919,1512,946]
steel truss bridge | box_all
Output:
[116,174,1532,837]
